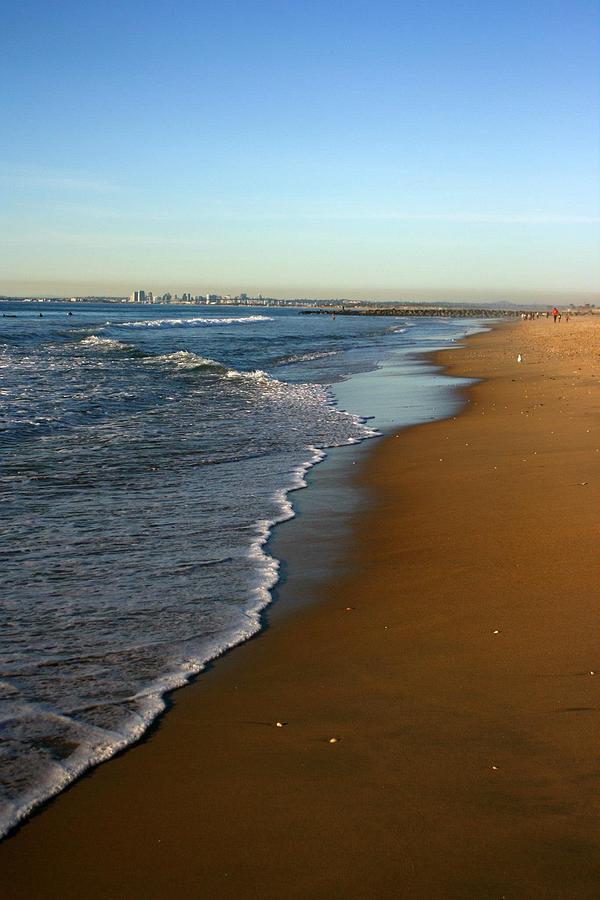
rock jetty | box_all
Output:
[301,306,524,318]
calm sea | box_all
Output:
[0,300,481,836]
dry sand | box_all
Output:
[2,316,599,899]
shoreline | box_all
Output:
[0,315,470,842]
[2,317,599,898]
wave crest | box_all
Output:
[276,350,340,366]
[150,351,228,372]
[114,315,273,329]
[80,335,131,351]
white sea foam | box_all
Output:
[277,350,340,365]
[80,335,130,350]
[149,353,278,382]
[225,367,273,383]
[114,315,273,328]
[150,351,226,371]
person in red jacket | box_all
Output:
[552,306,559,322]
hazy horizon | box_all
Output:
[2,281,598,307]
[2,1,598,299]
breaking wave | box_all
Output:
[114,315,273,328]
[276,350,340,365]
[79,335,132,351]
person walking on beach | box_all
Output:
[552,306,559,323]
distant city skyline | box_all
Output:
[3,278,598,305]
[3,281,597,306]
[1,1,598,301]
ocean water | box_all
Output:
[0,300,481,837]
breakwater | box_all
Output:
[301,306,523,318]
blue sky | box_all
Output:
[1,0,598,300]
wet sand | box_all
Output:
[2,316,599,899]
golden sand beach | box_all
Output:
[2,316,599,899]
